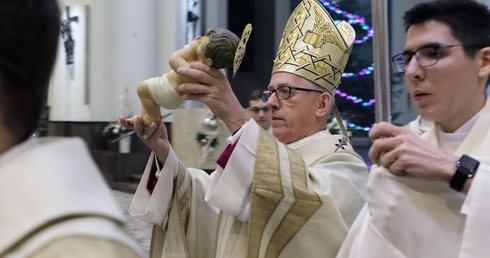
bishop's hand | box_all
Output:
[119,115,170,163]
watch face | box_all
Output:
[451,155,480,191]
[458,154,480,174]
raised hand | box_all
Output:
[369,122,458,182]
[176,62,249,133]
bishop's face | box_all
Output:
[266,72,327,144]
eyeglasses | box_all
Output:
[261,86,324,102]
[392,43,485,73]
[248,106,270,113]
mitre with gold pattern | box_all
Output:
[272,0,356,95]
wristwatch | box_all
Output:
[449,154,480,192]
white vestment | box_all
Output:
[337,97,490,258]
[0,137,144,258]
[130,120,369,257]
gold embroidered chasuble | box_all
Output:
[130,120,368,257]
[337,97,490,258]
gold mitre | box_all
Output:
[272,0,355,94]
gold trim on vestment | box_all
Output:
[177,162,191,209]
[174,162,191,257]
[150,162,191,258]
[264,148,322,257]
[248,129,284,257]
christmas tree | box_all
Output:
[322,0,375,136]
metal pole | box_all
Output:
[371,0,392,123]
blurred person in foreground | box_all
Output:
[246,88,272,132]
[121,0,368,257]
[337,0,490,257]
[0,1,143,257]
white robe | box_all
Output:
[130,120,369,257]
[337,97,490,258]
[0,137,144,258]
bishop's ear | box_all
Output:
[316,92,332,117]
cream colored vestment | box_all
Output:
[337,97,490,258]
[130,120,369,257]
[0,137,144,258]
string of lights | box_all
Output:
[321,0,376,131]
[321,0,373,44]
[335,89,376,107]
[342,63,374,78]
[346,121,373,132]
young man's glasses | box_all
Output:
[248,106,270,113]
[261,86,324,102]
[392,43,486,73]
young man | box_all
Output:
[247,88,272,132]
[0,1,143,257]
[337,0,490,257]
[121,0,368,256]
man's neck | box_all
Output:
[437,96,486,133]
[437,106,483,134]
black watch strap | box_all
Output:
[449,154,480,192]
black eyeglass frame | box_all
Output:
[392,43,488,73]
[261,86,324,102]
